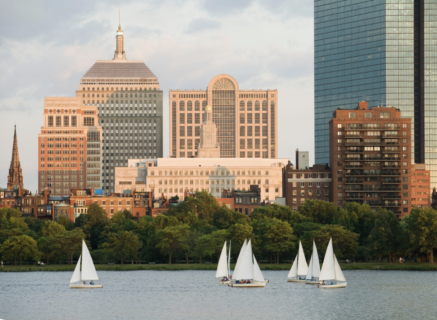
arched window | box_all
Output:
[255,101,260,111]
[195,101,200,111]
[172,101,176,107]
[187,101,193,111]
[262,100,267,111]
[240,101,245,111]
[247,101,253,111]
[180,101,185,111]
[202,100,207,111]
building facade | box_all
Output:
[169,74,278,159]
[76,23,163,193]
[38,97,102,196]
[330,102,413,218]
[315,0,437,191]
[282,162,332,211]
[411,163,431,208]
[115,158,288,201]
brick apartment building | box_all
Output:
[411,164,431,208]
[330,102,413,218]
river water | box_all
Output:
[1,270,436,319]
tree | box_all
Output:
[37,236,56,265]
[180,229,202,263]
[368,209,403,262]
[76,203,110,250]
[312,225,359,260]
[194,230,228,262]
[212,205,250,230]
[102,230,142,265]
[264,219,296,264]
[0,235,40,265]
[252,204,308,226]
[57,215,75,231]
[42,221,66,237]
[298,200,341,225]
[404,207,437,263]
[55,228,85,264]
[156,224,190,264]
[228,223,253,252]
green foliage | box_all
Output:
[194,230,228,261]
[156,224,190,264]
[102,231,142,265]
[312,224,359,259]
[0,234,40,265]
[54,228,86,264]
[57,215,75,231]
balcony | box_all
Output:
[363,157,382,161]
[345,134,362,138]
[383,134,400,138]
[383,195,401,200]
[345,179,363,184]
[381,171,400,176]
[346,195,364,200]
[365,201,383,207]
[383,179,401,184]
[382,157,401,161]
[345,149,363,153]
[383,165,400,168]
[382,188,401,192]
[345,164,363,168]
[346,187,363,192]
[381,202,401,207]
[384,125,400,130]
[363,186,383,191]
[383,141,399,146]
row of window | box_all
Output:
[149,179,276,186]
[150,169,272,176]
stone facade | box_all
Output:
[169,74,278,159]
[7,126,24,191]
[76,23,163,193]
[197,106,220,158]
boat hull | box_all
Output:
[219,280,231,284]
[305,280,321,285]
[318,282,347,289]
[69,284,103,289]
[287,278,306,283]
[230,281,266,288]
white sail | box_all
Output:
[305,256,313,280]
[216,241,228,278]
[334,254,346,282]
[233,240,247,280]
[312,240,321,278]
[319,238,335,281]
[252,254,264,282]
[81,240,99,281]
[70,255,81,283]
[228,240,231,277]
[297,240,308,276]
[287,255,298,278]
[235,239,253,280]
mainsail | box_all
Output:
[216,241,228,278]
[235,239,253,280]
[297,240,308,276]
[70,255,81,283]
[233,240,247,280]
[252,254,265,282]
[81,240,99,281]
[319,238,335,281]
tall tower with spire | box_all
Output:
[114,6,126,60]
[7,125,24,190]
[197,106,220,158]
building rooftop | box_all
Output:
[82,61,157,79]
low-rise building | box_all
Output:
[222,186,261,216]
[282,161,332,211]
[411,164,431,208]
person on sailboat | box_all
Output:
[322,280,325,285]
[90,280,94,285]
[83,281,87,285]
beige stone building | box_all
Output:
[169,74,278,159]
[38,97,102,196]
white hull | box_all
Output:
[230,281,267,288]
[318,282,347,289]
[69,284,103,289]
[287,278,306,283]
[305,280,321,284]
[219,280,231,284]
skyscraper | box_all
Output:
[76,23,163,192]
[314,0,437,189]
[7,125,23,191]
[169,74,278,159]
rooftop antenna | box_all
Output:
[119,0,121,26]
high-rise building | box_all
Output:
[315,0,437,190]
[76,23,163,192]
[7,125,24,191]
[169,74,278,159]
[38,98,102,196]
[329,102,412,218]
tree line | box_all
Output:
[1,191,437,265]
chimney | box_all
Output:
[358,101,368,110]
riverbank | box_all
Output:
[1,262,437,272]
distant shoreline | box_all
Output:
[1,262,437,272]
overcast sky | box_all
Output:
[0,0,314,193]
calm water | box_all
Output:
[1,270,437,319]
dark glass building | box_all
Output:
[315,0,437,189]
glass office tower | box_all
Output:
[315,0,437,189]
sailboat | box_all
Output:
[216,241,231,284]
[230,239,268,288]
[287,240,308,282]
[318,238,347,289]
[69,240,103,289]
[231,239,247,283]
[305,240,321,284]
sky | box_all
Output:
[0,0,314,193]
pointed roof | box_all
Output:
[7,125,23,191]
[82,61,157,79]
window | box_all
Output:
[337,139,342,143]
[365,112,372,119]
[71,116,77,127]
[403,162,408,167]
[403,147,408,151]
[403,124,407,128]
[56,116,61,127]
[338,193,343,198]
[337,131,342,136]
[380,112,390,118]
[48,116,54,127]
[337,124,342,128]
[84,117,95,126]
[403,200,408,205]
[349,112,356,119]
[300,182,304,188]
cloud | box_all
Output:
[186,18,222,34]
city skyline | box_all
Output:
[0,0,314,193]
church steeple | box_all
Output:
[113,4,127,61]
[7,125,24,190]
